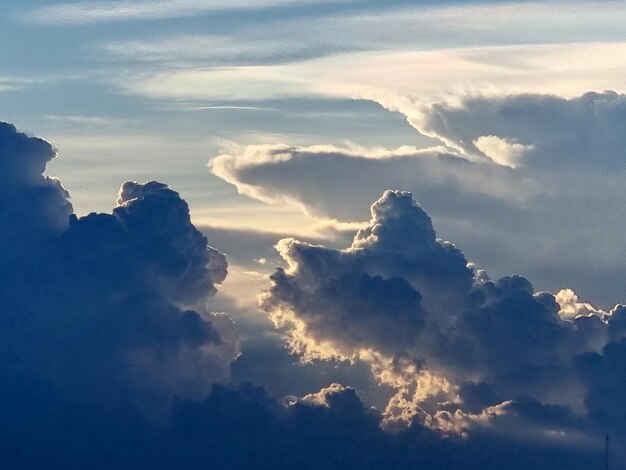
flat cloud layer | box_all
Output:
[211,91,626,304]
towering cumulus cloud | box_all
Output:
[0,122,240,421]
[262,189,626,452]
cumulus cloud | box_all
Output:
[0,122,240,414]
[261,189,626,455]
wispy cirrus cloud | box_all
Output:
[0,75,42,91]
[96,1,626,67]
[101,34,338,66]
[42,114,139,127]
[25,0,351,25]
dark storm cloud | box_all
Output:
[120,382,602,470]
[0,122,240,411]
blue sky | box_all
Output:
[5,2,626,467]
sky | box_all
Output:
[4,0,626,468]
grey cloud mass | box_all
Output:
[0,122,240,411]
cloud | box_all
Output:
[211,91,626,306]
[413,91,626,170]
[0,121,425,468]
[92,0,626,105]
[114,41,626,105]
[210,142,530,221]
[101,35,339,67]
[0,121,620,469]
[473,135,532,168]
[26,0,349,25]
[0,122,240,413]
[0,370,604,469]
[0,122,72,258]
[105,0,604,68]
[576,339,626,435]
[261,189,626,454]
[115,66,314,102]
[138,382,601,470]
[0,76,37,92]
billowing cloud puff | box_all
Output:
[210,91,626,306]
[263,191,473,363]
[262,190,626,450]
[0,122,240,412]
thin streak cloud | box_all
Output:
[93,1,626,70]
[112,42,626,106]
[25,0,353,25]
